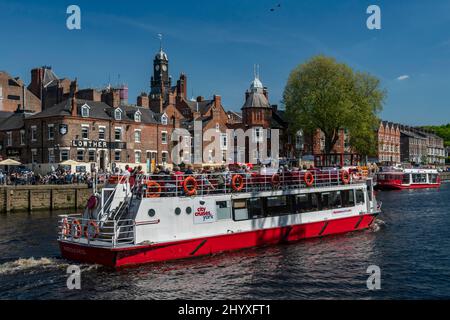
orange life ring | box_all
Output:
[84,220,99,239]
[341,170,350,185]
[183,176,197,196]
[145,181,161,198]
[304,171,314,187]
[231,175,245,192]
[72,219,82,239]
[271,174,281,187]
[62,218,71,236]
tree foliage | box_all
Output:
[283,55,386,156]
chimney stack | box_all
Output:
[71,95,77,117]
[71,79,77,117]
[214,95,221,108]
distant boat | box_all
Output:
[375,168,441,190]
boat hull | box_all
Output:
[375,182,441,190]
[59,213,378,268]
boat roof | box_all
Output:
[404,169,438,174]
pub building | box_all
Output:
[0,96,173,174]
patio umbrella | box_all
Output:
[60,160,79,166]
[0,159,22,166]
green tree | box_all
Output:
[283,55,386,156]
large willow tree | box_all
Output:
[284,55,386,156]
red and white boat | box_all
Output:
[58,169,381,268]
[376,168,441,190]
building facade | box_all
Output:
[0,97,172,174]
[377,121,401,164]
[0,71,41,113]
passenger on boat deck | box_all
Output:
[123,165,131,177]
[185,165,194,175]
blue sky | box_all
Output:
[1,0,449,125]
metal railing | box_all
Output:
[118,169,367,198]
[58,214,135,247]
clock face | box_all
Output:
[162,65,167,72]
[155,65,160,71]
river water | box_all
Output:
[1,183,450,300]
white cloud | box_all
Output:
[396,75,410,81]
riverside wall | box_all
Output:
[0,184,97,213]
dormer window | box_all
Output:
[81,104,90,118]
[115,108,122,121]
[161,114,168,125]
[134,111,142,123]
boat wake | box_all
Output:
[370,219,386,233]
[0,257,69,275]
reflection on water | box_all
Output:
[1,184,450,299]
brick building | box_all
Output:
[377,121,401,164]
[0,71,41,113]
[0,96,172,174]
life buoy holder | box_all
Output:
[87,195,99,210]
[304,171,314,187]
[62,218,71,237]
[183,176,197,196]
[84,220,100,239]
[341,170,350,185]
[271,174,281,187]
[231,175,245,192]
[145,181,162,198]
[72,219,82,239]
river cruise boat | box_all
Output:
[376,168,441,190]
[58,169,381,267]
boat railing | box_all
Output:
[57,214,135,248]
[122,169,367,198]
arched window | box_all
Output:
[134,111,141,122]
[81,104,90,118]
[115,108,122,121]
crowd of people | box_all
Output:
[0,166,108,186]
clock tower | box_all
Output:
[150,44,171,101]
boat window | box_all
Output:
[295,194,311,213]
[247,198,264,219]
[331,191,343,208]
[403,174,410,184]
[233,199,248,221]
[265,196,290,216]
[355,189,365,205]
[412,174,427,183]
[295,193,320,213]
[429,174,438,184]
[216,201,231,220]
[341,190,355,207]
[320,192,331,210]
